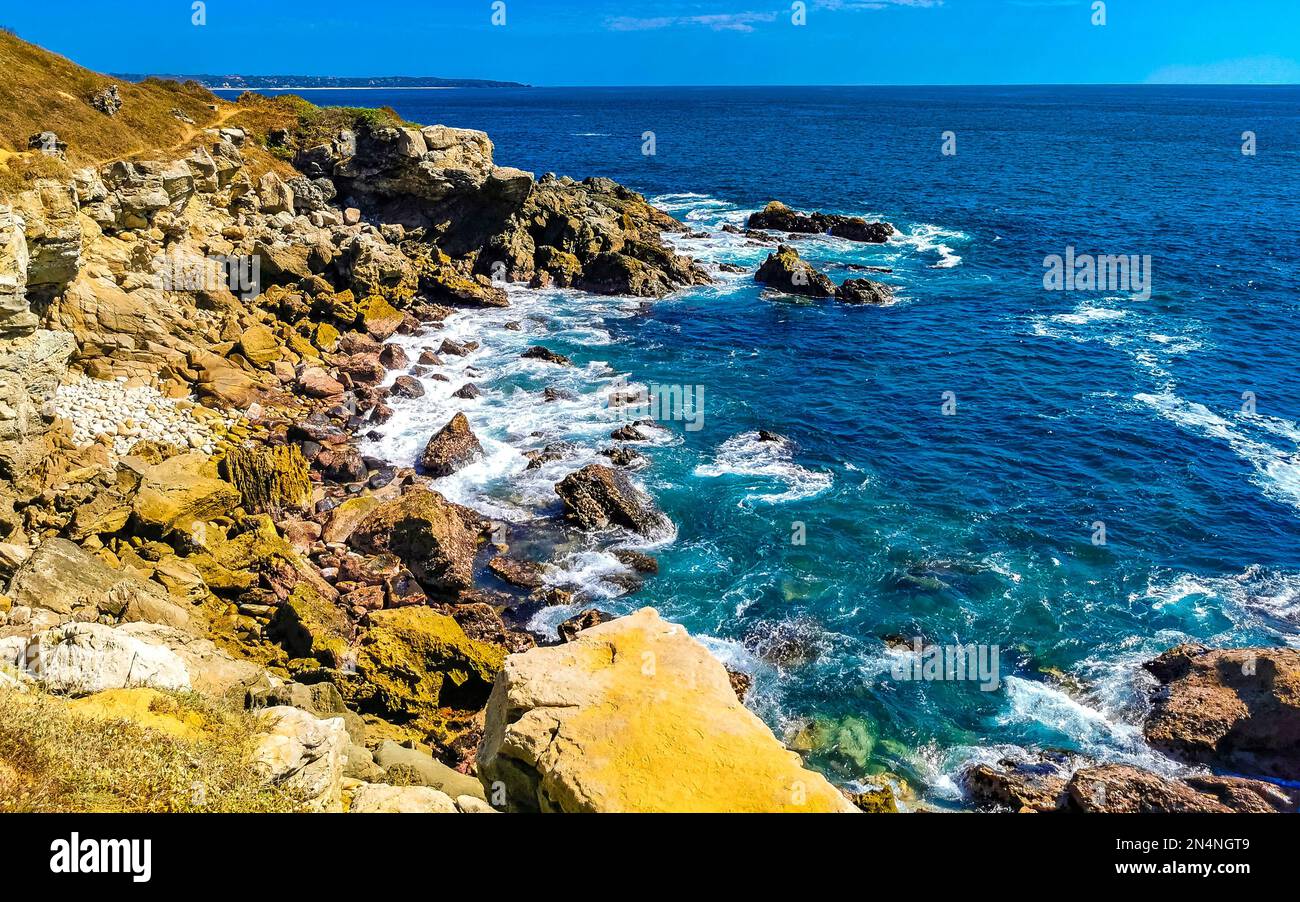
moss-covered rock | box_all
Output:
[348,606,504,730]
[221,443,311,514]
[132,452,242,534]
[348,488,481,594]
[321,495,383,544]
[267,583,352,668]
[357,294,403,340]
[186,515,333,602]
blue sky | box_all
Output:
[6,0,1299,85]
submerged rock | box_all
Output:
[477,607,858,812]
[486,555,546,589]
[521,345,572,366]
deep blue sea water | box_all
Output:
[226,86,1300,805]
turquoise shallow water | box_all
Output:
[230,86,1300,803]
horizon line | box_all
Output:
[205,81,1300,89]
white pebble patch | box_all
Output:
[52,376,231,456]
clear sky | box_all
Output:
[5,0,1298,86]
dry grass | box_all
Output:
[0,688,307,813]
[0,150,70,198]
[0,31,417,193]
[0,30,221,166]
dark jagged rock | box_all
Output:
[555,464,671,536]
[612,549,659,574]
[828,218,894,243]
[600,445,648,469]
[748,201,893,244]
[963,759,1069,812]
[755,245,834,298]
[557,608,615,643]
[609,424,647,441]
[438,338,477,357]
[419,412,484,477]
[451,382,481,400]
[835,278,894,305]
[391,374,425,398]
[522,345,572,366]
[727,669,753,703]
[543,386,577,402]
[378,343,408,369]
[524,441,576,470]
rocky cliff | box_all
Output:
[0,31,846,815]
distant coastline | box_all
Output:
[113,73,530,89]
[210,86,461,92]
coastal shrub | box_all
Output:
[0,689,306,813]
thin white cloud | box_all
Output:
[1145,55,1300,85]
[813,0,943,8]
[607,12,778,32]
[606,0,941,32]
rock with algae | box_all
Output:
[222,443,311,514]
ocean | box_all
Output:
[223,85,1300,806]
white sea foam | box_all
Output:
[1135,391,1300,513]
[1051,303,1128,325]
[694,431,832,504]
[894,222,967,268]
[361,282,656,520]
[1135,566,1300,641]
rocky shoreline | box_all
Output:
[0,32,1296,813]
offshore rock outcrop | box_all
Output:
[755,244,834,298]
[748,200,894,243]
[554,463,671,537]
[311,123,710,298]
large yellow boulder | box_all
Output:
[133,452,241,532]
[238,323,281,369]
[477,608,858,813]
